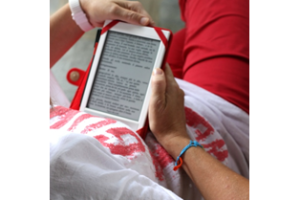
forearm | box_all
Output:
[149,63,249,199]
[164,136,249,200]
[50,4,85,68]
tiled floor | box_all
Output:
[50,0,185,102]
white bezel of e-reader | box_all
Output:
[79,20,171,131]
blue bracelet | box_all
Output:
[173,140,204,171]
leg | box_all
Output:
[179,0,249,114]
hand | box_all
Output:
[80,0,155,27]
[149,66,250,200]
[148,64,190,155]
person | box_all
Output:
[50,0,249,199]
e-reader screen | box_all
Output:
[87,30,160,121]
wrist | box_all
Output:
[78,0,88,14]
[162,135,191,159]
[68,0,94,32]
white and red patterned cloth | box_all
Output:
[50,78,249,200]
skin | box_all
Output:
[149,65,249,200]
[50,1,249,199]
[50,0,154,68]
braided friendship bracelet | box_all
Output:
[173,140,205,171]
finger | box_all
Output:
[139,9,155,26]
[164,64,180,92]
[115,1,144,13]
[125,1,155,26]
[110,4,150,26]
[150,68,166,110]
[115,1,155,25]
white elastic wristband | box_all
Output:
[69,0,94,32]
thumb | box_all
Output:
[111,5,150,26]
[150,68,166,110]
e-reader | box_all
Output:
[79,20,172,136]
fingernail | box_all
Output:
[153,68,163,75]
[140,17,149,25]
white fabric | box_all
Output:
[177,78,249,177]
[141,79,249,200]
[50,78,249,200]
[50,129,182,200]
